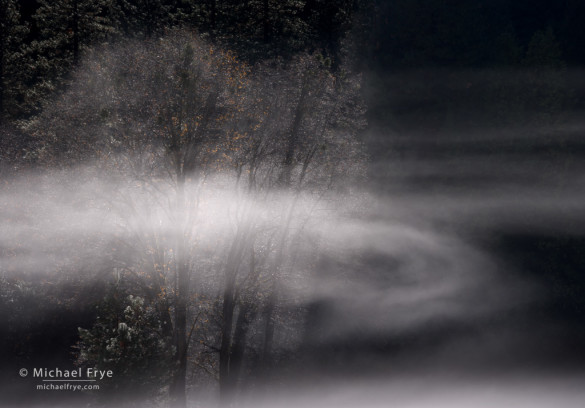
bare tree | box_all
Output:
[28,31,250,408]
[214,52,367,405]
[27,32,366,408]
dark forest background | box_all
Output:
[2,0,585,123]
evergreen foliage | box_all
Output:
[77,290,175,403]
[0,0,29,120]
[111,0,179,38]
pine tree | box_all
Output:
[111,0,180,39]
[77,291,175,405]
[308,0,357,65]
[0,0,29,121]
[19,0,116,116]
[180,0,360,63]
[33,0,115,65]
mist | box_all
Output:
[4,120,585,406]
[2,21,585,408]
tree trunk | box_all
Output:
[279,75,309,186]
[219,273,235,406]
[228,302,255,392]
[170,177,189,408]
[261,185,304,370]
[261,278,277,367]
[219,223,252,405]
[265,75,310,361]
[219,231,244,405]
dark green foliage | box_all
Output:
[3,0,585,123]
[0,123,34,175]
[179,0,359,63]
[0,0,29,120]
[309,0,362,65]
[33,0,115,63]
[2,0,361,120]
[76,289,175,403]
[14,0,116,118]
[111,0,179,38]
[233,0,312,60]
